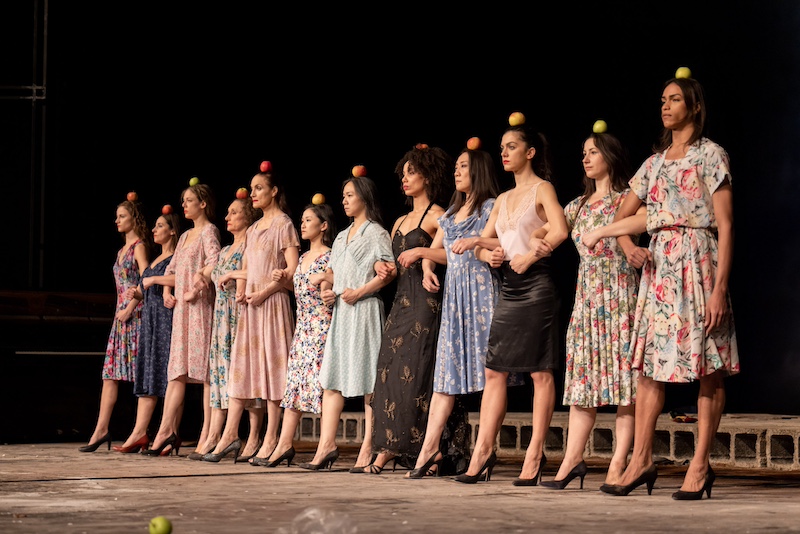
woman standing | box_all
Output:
[204,163,299,463]
[299,169,395,471]
[145,180,220,456]
[599,69,738,499]
[262,200,336,468]
[539,124,642,490]
[80,194,150,452]
[115,207,180,453]
[456,114,568,484]
[359,144,452,474]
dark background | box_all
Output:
[2,2,799,442]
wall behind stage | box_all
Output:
[1,2,798,416]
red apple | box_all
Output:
[127,191,138,202]
[467,137,481,150]
[260,160,272,173]
[161,204,172,215]
[415,143,429,150]
[236,187,248,199]
[351,165,367,177]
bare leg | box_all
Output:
[269,408,302,461]
[152,377,187,448]
[88,379,119,444]
[519,370,555,479]
[463,369,508,476]
[241,405,265,457]
[121,396,157,447]
[680,372,725,492]
[606,404,635,484]
[195,382,212,452]
[617,376,665,486]
[408,392,455,473]
[550,405,596,481]
[355,393,375,467]
[198,407,226,454]
[211,397,246,454]
[309,389,344,464]
[256,400,282,457]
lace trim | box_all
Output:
[497,182,542,232]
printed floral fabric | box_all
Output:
[103,240,143,381]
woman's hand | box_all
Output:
[624,246,652,269]
[488,246,505,268]
[528,237,553,259]
[308,272,324,286]
[509,254,532,274]
[705,288,728,335]
[451,237,477,255]
[271,268,287,283]
[397,248,422,268]
[422,271,440,293]
[142,277,154,290]
[374,261,396,280]
[192,272,208,291]
[581,230,602,250]
[339,287,362,305]
[321,288,337,307]
[163,293,177,309]
[115,308,132,322]
[246,289,268,307]
[124,287,137,300]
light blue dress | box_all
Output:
[319,220,394,398]
[433,200,499,394]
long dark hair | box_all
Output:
[654,76,707,152]
[447,148,499,218]
[576,132,632,215]
[503,123,555,183]
[160,211,181,252]
[257,169,291,216]
[303,203,336,248]
[343,175,383,227]
[117,199,152,256]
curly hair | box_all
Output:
[394,145,453,207]
[117,200,152,255]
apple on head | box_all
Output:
[236,188,248,199]
[161,204,172,215]
[260,160,272,173]
[127,191,138,202]
[312,193,325,205]
[508,112,525,126]
[351,165,367,177]
[467,137,481,150]
[189,177,199,186]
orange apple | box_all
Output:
[467,137,481,150]
[312,193,325,205]
[415,143,429,150]
[236,187,248,199]
[352,165,367,177]
[161,204,172,215]
[508,112,525,126]
[127,191,138,202]
[189,177,199,186]
[260,160,272,173]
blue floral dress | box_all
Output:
[134,254,173,397]
[103,240,143,381]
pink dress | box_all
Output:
[166,223,221,383]
[229,214,300,401]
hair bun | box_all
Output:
[352,165,367,177]
[592,120,608,134]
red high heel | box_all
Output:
[113,435,149,453]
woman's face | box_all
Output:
[400,161,426,198]
[661,82,691,130]
[342,181,365,219]
[582,138,609,181]
[454,153,472,195]
[152,216,173,246]
[500,131,533,173]
[250,174,275,210]
[181,189,204,221]
[300,208,325,241]
[225,200,248,234]
[115,206,133,234]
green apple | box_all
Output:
[189,177,199,186]
[675,66,692,79]
[149,515,172,534]
[592,120,608,134]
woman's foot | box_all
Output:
[552,456,583,481]
[359,452,395,473]
[309,447,338,466]
[239,439,261,459]
[256,439,277,459]
[518,451,546,480]
[267,442,293,463]
[353,445,374,469]
[603,460,627,485]
[679,461,710,493]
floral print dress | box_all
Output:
[630,138,739,382]
[103,240,143,381]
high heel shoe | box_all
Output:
[349,453,378,474]
[266,447,296,468]
[141,433,178,457]
[512,454,548,486]
[237,441,262,463]
[112,435,149,454]
[600,464,658,496]
[79,433,112,453]
[672,466,716,500]
[407,451,442,479]
[298,449,339,471]
[540,460,588,490]
[454,451,497,484]
[202,439,242,463]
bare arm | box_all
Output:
[474,198,501,264]
[706,180,734,334]
[582,209,647,249]
[612,193,650,268]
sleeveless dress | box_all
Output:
[629,138,739,382]
[134,254,173,397]
[281,250,333,414]
[371,204,442,464]
[319,220,394,398]
[562,192,638,408]
[166,223,221,382]
[228,214,300,401]
[208,242,245,409]
[486,182,559,373]
[102,240,143,381]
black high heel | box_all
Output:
[141,433,178,457]
[672,466,716,500]
[237,441,262,463]
[349,453,379,474]
[299,449,339,471]
[407,451,443,479]
[512,453,548,486]
[79,433,112,453]
[600,464,658,496]
[454,451,497,484]
[203,439,242,463]
[540,460,588,490]
[266,447,296,468]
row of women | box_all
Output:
[82,69,738,501]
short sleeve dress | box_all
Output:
[134,254,174,397]
[319,220,394,398]
[103,240,144,382]
[629,138,739,382]
[166,223,221,383]
[561,191,639,408]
